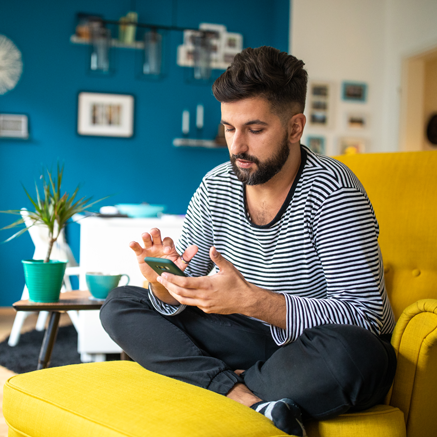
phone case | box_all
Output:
[144,257,186,277]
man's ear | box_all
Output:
[288,114,306,143]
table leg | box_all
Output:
[37,311,61,370]
[120,351,133,361]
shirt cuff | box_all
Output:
[269,293,294,346]
[148,283,187,316]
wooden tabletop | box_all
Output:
[13,290,105,311]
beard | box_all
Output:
[230,132,290,186]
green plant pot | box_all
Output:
[22,260,67,303]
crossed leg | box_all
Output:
[101,286,396,433]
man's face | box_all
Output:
[221,97,290,186]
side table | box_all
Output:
[13,290,128,370]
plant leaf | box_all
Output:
[0,217,26,230]
[22,184,40,212]
[1,226,33,244]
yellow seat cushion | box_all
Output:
[306,405,405,437]
[3,361,287,437]
[3,361,406,437]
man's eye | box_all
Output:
[225,128,235,132]
[249,129,263,134]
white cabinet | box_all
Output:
[76,215,185,361]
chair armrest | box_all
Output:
[388,299,437,437]
[65,266,81,277]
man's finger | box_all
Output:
[149,228,163,246]
[159,273,202,290]
[183,244,199,262]
[141,232,153,249]
[162,237,175,254]
[129,241,144,257]
[210,246,230,271]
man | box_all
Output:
[101,46,396,436]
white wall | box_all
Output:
[290,0,437,153]
[383,0,437,152]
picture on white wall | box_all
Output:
[308,82,333,128]
[346,113,368,130]
[77,92,134,137]
[342,82,367,102]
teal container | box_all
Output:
[22,260,67,303]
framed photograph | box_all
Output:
[77,92,134,137]
[339,137,366,155]
[0,114,28,138]
[177,45,194,66]
[346,113,368,130]
[224,32,242,51]
[342,82,367,102]
[307,136,325,154]
[308,81,333,128]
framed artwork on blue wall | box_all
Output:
[77,92,134,137]
[342,82,367,102]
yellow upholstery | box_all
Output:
[305,405,406,437]
[335,151,437,321]
[388,300,437,436]
[3,150,437,437]
[3,361,287,437]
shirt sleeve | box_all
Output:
[270,187,395,346]
[176,179,216,278]
[148,284,187,316]
[150,179,215,317]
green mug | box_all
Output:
[86,272,130,300]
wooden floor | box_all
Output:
[0,308,71,437]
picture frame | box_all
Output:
[342,82,367,102]
[346,113,368,130]
[178,23,243,70]
[0,114,28,139]
[224,32,243,51]
[308,82,333,129]
[77,92,134,137]
[339,137,366,155]
[307,136,325,155]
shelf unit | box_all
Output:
[70,35,144,50]
[173,138,226,149]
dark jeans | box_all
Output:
[100,286,397,420]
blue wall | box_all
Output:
[0,0,289,306]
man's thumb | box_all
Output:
[210,246,227,268]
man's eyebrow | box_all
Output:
[220,119,268,126]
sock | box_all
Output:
[251,398,306,436]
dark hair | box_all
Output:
[213,46,308,118]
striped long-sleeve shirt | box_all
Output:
[149,146,396,346]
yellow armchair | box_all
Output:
[4,150,437,437]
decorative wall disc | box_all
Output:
[0,35,23,95]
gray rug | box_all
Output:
[0,325,83,373]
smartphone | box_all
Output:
[144,257,187,277]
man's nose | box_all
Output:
[229,131,248,156]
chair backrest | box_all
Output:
[21,208,78,267]
[335,150,437,320]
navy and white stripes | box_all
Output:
[150,146,395,346]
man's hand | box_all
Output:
[129,228,198,304]
[157,246,251,314]
[156,246,286,328]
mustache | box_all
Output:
[231,153,260,165]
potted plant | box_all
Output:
[1,164,106,302]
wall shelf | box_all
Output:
[70,35,144,50]
[173,138,226,149]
